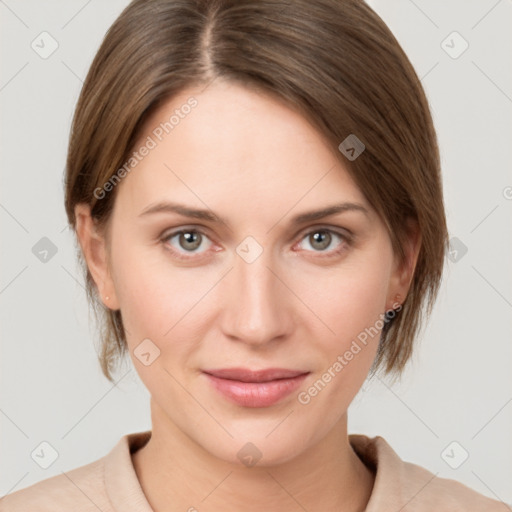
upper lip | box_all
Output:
[202,368,310,383]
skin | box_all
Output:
[75,79,420,512]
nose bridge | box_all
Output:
[222,242,289,344]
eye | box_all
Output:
[161,228,213,260]
[296,227,351,257]
[160,226,352,262]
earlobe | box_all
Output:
[74,204,120,310]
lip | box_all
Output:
[202,367,310,408]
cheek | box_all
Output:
[295,262,390,412]
[295,244,393,403]
[109,236,219,366]
[109,237,186,339]
[307,250,392,345]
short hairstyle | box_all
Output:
[64,0,449,384]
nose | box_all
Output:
[220,247,293,347]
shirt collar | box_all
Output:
[104,430,153,512]
[104,430,431,512]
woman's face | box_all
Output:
[80,80,414,465]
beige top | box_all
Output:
[0,430,507,511]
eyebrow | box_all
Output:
[138,200,370,226]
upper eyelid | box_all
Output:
[298,225,352,239]
[162,224,350,239]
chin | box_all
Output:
[194,421,314,468]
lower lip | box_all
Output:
[203,372,309,408]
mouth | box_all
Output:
[201,367,310,407]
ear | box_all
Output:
[74,203,120,310]
[386,217,421,309]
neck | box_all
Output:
[132,398,375,512]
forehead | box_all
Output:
[115,80,371,222]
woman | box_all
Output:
[1,0,505,510]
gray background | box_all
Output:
[1,0,511,504]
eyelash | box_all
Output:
[160,226,353,262]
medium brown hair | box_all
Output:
[64,0,449,384]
